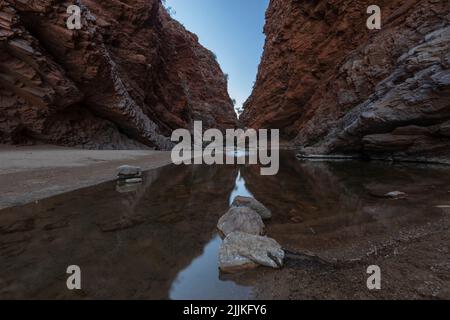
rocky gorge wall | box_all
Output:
[242,0,450,164]
[0,0,238,150]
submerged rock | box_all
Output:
[385,191,407,199]
[117,165,142,179]
[124,178,143,184]
[116,183,140,194]
[115,167,143,192]
[366,184,408,199]
[231,196,272,220]
[218,232,285,273]
[217,207,265,237]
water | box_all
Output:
[0,152,449,299]
[169,235,251,300]
[229,171,254,205]
[170,171,254,300]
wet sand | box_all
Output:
[0,145,173,209]
[249,216,450,300]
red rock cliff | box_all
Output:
[0,0,238,149]
[242,0,450,163]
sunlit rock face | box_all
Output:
[242,0,450,163]
[0,0,238,150]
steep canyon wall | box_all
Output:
[243,0,450,163]
[0,0,238,149]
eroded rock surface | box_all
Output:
[242,0,450,164]
[217,207,265,237]
[0,0,237,149]
[231,196,272,220]
[219,231,285,273]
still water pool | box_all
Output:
[1,152,449,299]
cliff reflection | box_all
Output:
[241,154,449,261]
[0,164,238,299]
[1,152,449,299]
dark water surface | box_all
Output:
[1,152,449,299]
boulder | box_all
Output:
[231,196,272,220]
[366,184,408,199]
[117,165,142,179]
[218,232,285,273]
[217,207,265,237]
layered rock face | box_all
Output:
[0,0,237,149]
[242,0,450,163]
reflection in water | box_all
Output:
[169,236,252,300]
[0,152,449,299]
[229,171,254,205]
[170,170,254,300]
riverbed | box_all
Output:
[0,152,449,299]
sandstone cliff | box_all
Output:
[243,0,450,164]
[0,0,237,150]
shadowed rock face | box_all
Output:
[0,0,238,150]
[242,0,450,163]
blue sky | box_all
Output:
[165,0,269,112]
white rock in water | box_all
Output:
[117,165,142,178]
[231,196,272,220]
[217,207,265,237]
[219,232,285,273]
[385,191,407,199]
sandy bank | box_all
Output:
[0,145,173,209]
